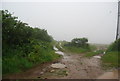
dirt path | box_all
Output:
[40,53,105,79]
[3,51,119,79]
[3,52,104,79]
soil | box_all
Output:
[3,52,111,79]
[40,53,105,79]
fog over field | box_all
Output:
[2,0,118,44]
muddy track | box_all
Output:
[3,59,61,79]
[40,53,105,79]
[3,42,119,80]
[3,52,106,79]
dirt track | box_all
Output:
[40,53,105,79]
[3,52,107,79]
[3,44,119,79]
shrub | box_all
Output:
[107,38,120,52]
[2,10,60,75]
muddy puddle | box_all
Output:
[51,63,66,69]
[40,52,105,79]
[54,46,64,56]
[55,51,64,56]
[97,69,119,79]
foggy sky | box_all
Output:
[2,1,118,44]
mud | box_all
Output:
[42,53,105,79]
[97,69,119,79]
[3,51,118,79]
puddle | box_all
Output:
[53,46,58,51]
[51,63,66,69]
[59,43,63,49]
[53,46,64,56]
[97,70,118,79]
[93,56,101,59]
[55,51,64,56]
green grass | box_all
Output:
[55,42,64,52]
[101,51,119,68]
[89,44,97,51]
[3,56,33,74]
[3,43,61,75]
[55,41,91,54]
[63,46,90,54]
[107,39,120,52]
[84,50,104,57]
[3,50,60,75]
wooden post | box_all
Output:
[116,1,120,40]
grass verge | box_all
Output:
[62,46,90,54]
[84,50,104,57]
[3,44,61,75]
[101,51,119,68]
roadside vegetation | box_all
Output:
[83,38,119,68]
[58,38,91,54]
[101,38,120,68]
[84,43,108,57]
[2,10,60,75]
[102,52,119,67]
[2,10,119,76]
[84,50,104,57]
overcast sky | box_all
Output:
[2,0,118,44]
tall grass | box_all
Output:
[3,56,33,74]
[3,43,60,75]
[101,39,120,68]
[62,46,90,54]
[101,52,119,68]
[84,50,104,57]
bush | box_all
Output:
[107,38,120,52]
[67,38,89,48]
[2,41,60,75]
[61,38,90,53]
[2,10,60,75]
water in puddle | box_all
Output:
[97,70,118,79]
[53,46,64,56]
[93,56,101,59]
[55,51,64,56]
[51,63,66,69]
[53,46,59,51]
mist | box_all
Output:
[2,2,118,44]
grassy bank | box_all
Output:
[101,52,119,68]
[84,50,104,57]
[101,39,120,68]
[63,46,90,54]
[3,45,60,74]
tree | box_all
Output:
[71,38,88,48]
